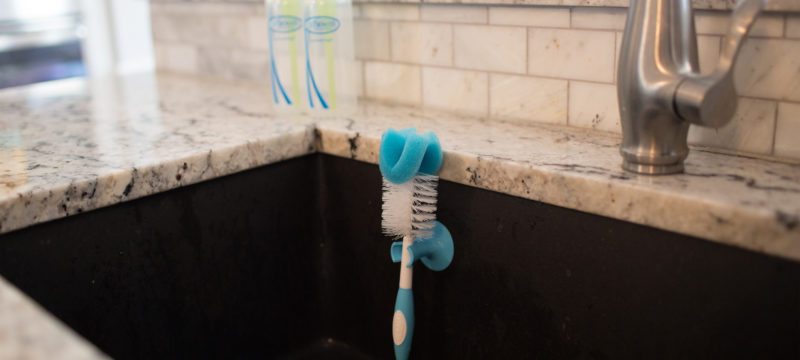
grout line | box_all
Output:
[613,32,618,80]
[569,6,573,28]
[359,59,615,86]
[486,71,492,119]
[771,102,780,155]
[377,18,621,33]
[565,80,570,126]
[355,15,793,40]
[739,95,800,104]
[362,60,368,99]
[419,64,425,107]
[525,26,530,75]
[485,5,490,24]
[451,23,456,66]
[784,14,789,38]
[387,21,393,61]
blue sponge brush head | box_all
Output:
[379,128,443,184]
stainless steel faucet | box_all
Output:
[617,0,767,174]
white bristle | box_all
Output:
[382,174,439,239]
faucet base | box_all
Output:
[621,160,684,175]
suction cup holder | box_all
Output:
[391,221,454,271]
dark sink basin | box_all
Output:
[1,155,798,359]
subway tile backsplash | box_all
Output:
[150,2,800,162]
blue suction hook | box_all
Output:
[390,221,454,271]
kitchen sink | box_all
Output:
[1,155,798,359]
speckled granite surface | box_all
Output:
[1,72,799,356]
[1,72,799,257]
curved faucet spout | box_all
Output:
[617,0,766,175]
[674,0,767,127]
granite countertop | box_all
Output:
[1,71,799,356]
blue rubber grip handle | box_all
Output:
[393,288,414,360]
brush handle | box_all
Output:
[393,288,414,360]
[393,235,414,360]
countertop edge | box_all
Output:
[316,124,800,262]
[0,127,317,235]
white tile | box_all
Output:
[391,23,453,66]
[528,28,615,83]
[361,4,419,21]
[355,21,390,60]
[229,49,270,83]
[422,68,488,115]
[562,0,628,6]
[364,62,421,105]
[197,46,232,79]
[697,35,721,75]
[695,11,729,35]
[454,25,526,74]
[688,98,777,154]
[734,38,800,102]
[216,16,251,48]
[695,11,783,37]
[354,60,364,98]
[764,0,800,12]
[152,2,261,16]
[751,14,785,37]
[775,102,800,158]
[490,74,567,125]
[787,15,800,39]
[568,82,620,133]
[570,7,627,30]
[149,15,181,42]
[247,17,269,51]
[421,5,487,24]
[692,0,727,10]
[156,14,213,46]
[160,43,199,73]
[489,6,570,28]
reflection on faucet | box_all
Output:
[617,0,767,175]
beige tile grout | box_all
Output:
[565,80,571,126]
[783,13,787,38]
[387,21,394,62]
[771,102,780,155]
[361,60,367,100]
[569,6,574,28]
[451,23,456,67]
[351,17,800,41]
[525,20,530,75]
[612,32,618,82]
[419,64,425,107]
[486,71,492,118]
[360,58,616,85]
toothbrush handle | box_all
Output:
[394,235,415,360]
[393,287,414,360]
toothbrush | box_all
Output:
[382,174,439,360]
[379,128,443,360]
